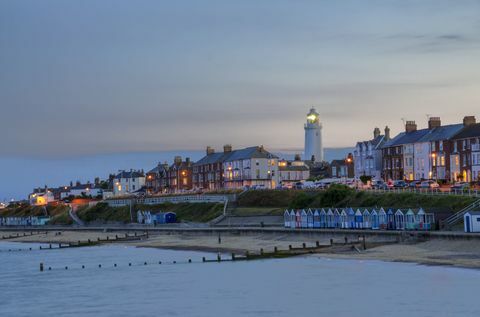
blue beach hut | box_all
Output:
[395,209,405,230]
[307,209,314,228]
[290,210,296,229]
[347,208,356,229]
[340,209,348,229]
[387,209,395,230]
[405,209,416,230]
[355,209,364,229]
[334,209,341,228]
[362,209,370,229]
[378,208,387,230]
[301,209,308,228]
[320,209,327,228]
[313,209,320,228]
[327,209,335,228]
[370,209,379,230]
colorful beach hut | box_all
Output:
[313,209,320,228]
[347,208,356,229]
[340,209,348,229]
[334,209,341,228]
[295,210,302,228]
[284,210,290,228]
[370,209,379,230]
[387,209,395,230]
[307,209,314,228]
[362,209,371,229]
[327,209,335,228]
[378,208,387,229]
[301,209,308,228]
[355,209,364,229]
[290,210,296,229]
[405,209,416,230]
[394,209,405,230]
[320,209,327,228]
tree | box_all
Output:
[359,175,372,185]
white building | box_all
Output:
[113,170,146,196]
[464,211,480,233]
[278,155,310,187]
[223,146,279,189]
[29,190,55,206]
[68,183,103,198]
[304,108,323,163]
[354,127,388,180]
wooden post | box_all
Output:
[217,253,221,262]
[40,263,44,272]
[202,257,206,263]
[316,241,320,247]
[188,259,192,263]
[302,243,306,249]
[245,251,250,259]
[344,237,348,245]
[362,235,366,250]
[260,248,264,255]
[274,246,278,253]
[218,233,221,244]
[231,253,235,261]
[289,245,292,250]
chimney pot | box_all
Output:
[384,126,391,141]
[373,127,381,138]
[206,146,215,155]
[405,121,417,133]
[428,117,441,130]
[463,116,476,126]
[223,144,232,153]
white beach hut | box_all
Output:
[284,209,291,228]
[405,209,416,230]
[378,208,387,230]
[355,209,363,229]
[290,210,296,229]
[464,211,480,233]
[340,209,348,229]
[307,209,314,228]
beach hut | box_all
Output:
[378,208,387,230]
[370,209,379,230]
[394,209,405,230]
[301,209,308,228]
[415,208,426,230]
[326,209,335,228]
[307,209,314,228]
[355,209,364,229]
[290,210,296,229]
[320,209,327,228]
[340,209,348,229]
[387,209,395,230]
[334,209,341,228]
[405,209,416,230]
[284,210,291,228]
[347,208,356,229]
[464,211,480,233]
[313,209,320,228]
[295,210,302,228]
[362,209,371,229]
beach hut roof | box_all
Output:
[355,209,363,216]
[334,209,340,215]
[284,209,290,215]
[340,209,347,215]
[307,209,313,215]
[313,209,319,215]
[301,209,307,215]
[327,209,334,215]
[370,209,378,215]
[417,208,425,214]
[290,210,296,216]
[320,209,326,215]
[362,209,370,215]
[347,208,355,215]
[387,208,394,214]
[395,209,404,215]
[378,208,386,215]
[296,210,301,215]
[406,209,415,215]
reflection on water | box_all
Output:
[1,242,479,317]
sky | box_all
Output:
[1,0,480,198]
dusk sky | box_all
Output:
[1,0,480,198]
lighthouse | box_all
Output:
[304,107,323,162]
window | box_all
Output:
[439,141,443,151]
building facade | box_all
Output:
[278,155,310,187]
[167,156,193,193]
[354,127,389,180]
[113,170,146,196]
[146,163,169,194]
[451,117,480,182]
[192,146,231,191]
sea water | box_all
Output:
[1,241,479,317]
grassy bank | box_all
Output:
[237,186,477,213]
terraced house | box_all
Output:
[354,126,389,180]
[192,146,231,190]
[450,117,480,182]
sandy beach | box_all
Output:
[2,230,480,269]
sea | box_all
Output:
[1,241,479,317]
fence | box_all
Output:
[105,195,229,207]
[361,188,480,197]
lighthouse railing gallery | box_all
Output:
[283,207,435,231]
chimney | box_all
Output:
[294,154,301,161]
[76,180,81,186]
[223,144,232,153]
[186,157,191,164]
[384,126,391,141]
[373,127,381,138]
[258,145,265,152]
[174,156,182,164]
[206,146,215,155]
[463,116,476,126]
[405,121,417,133]
[428,117,441,129]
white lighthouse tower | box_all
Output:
[304,107,323,162]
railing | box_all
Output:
[361,188,480,197]
[442,199,480,230]
[105,195,228,207]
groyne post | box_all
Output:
[40,263,44,272]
